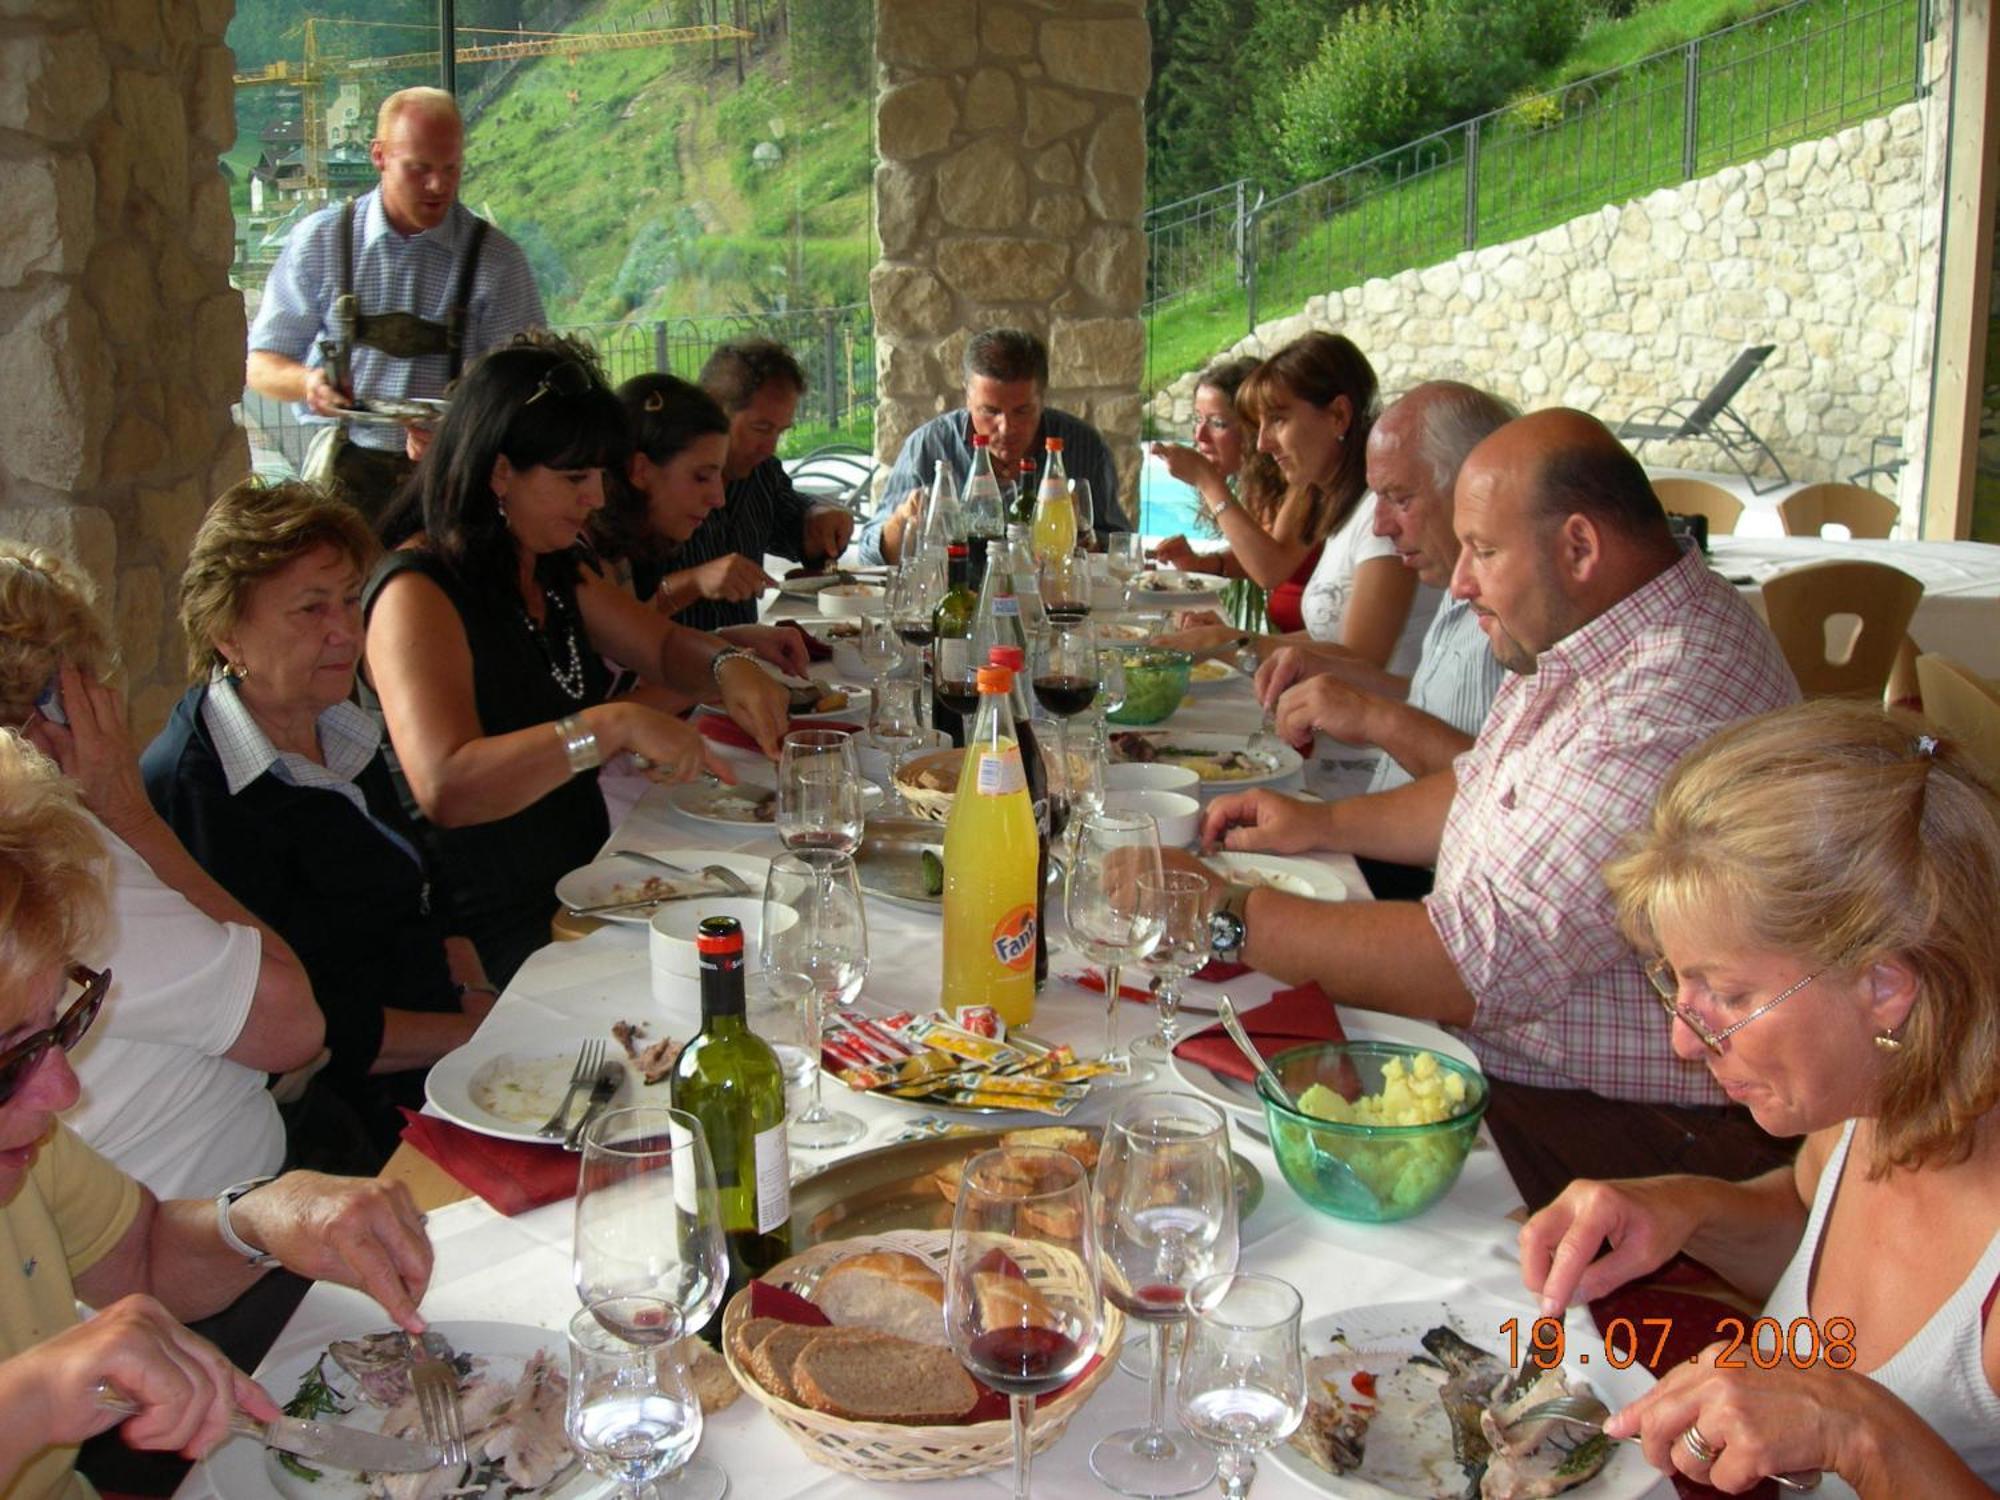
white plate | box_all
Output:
[1107,729,1305,790]
[1204,851,1350,902]
[1268,1299,1662,1500]
[425,1024,670,1143]
[664,778,882,829]
[1169,1008,1481,1129]
[553,849,773,925]
[1187,657,1242,692]
[1130,569,1228,605]
[199,1320,607,1500]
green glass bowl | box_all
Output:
[1105,646,1193,726]
[1255,1041,1488,1223]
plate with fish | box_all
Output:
[1130,568,1229,605]
[1108,730,1304,788]
[200,1323,603,1500]
[1271,1301,1665,1500]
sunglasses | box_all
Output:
[1644,955,1829,1054]
[521,361,592,409]
[0,964,109,1107]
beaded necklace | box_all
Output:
[521,587,587,701]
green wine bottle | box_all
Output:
[670,915,791,1344]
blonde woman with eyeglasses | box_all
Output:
[1520,700,2000,1500]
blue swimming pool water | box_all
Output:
[1135,451,1203,540]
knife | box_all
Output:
[565,881,732,917]
[564,1061,624,1150]
[95,1385,441,1473]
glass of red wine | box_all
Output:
[1033,619,1099,830]
[776,729,865,861]
[932,634,980,745]
[1039,546,1094,626]
[889,553,944,663]
[1089,1094,1239,1496]
[946,1146,1103,1500]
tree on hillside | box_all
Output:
[1149,0,1261,204]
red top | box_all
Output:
[1264,543,1324,635]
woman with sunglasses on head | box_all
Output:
[1519,700,2000,1500]
[0,734,436,1500]
[0,546,322,1200]
[367,336,791,985]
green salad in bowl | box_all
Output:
[1106,646,1193,726]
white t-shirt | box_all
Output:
[1297,500,1445,797]
[64,813,285,1198]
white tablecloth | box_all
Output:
[176,657,1671,1500]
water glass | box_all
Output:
[856,612,903,685]
[762,851,869,1150]
[566,1301,704,1500]
[777,729,864,858]
[1065,811,1165,1083]
[1176,1274,1306,1500]
[1132,872,1217,1058]
[868,677,929,810]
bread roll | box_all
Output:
[813,1250,950,1347]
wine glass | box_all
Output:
[566,1301,704,1500]
[932,633,980,747]
[945,1146,1103,1500]
[890,552,944,659]
[1072,480,1098,554]
[856,612,903,687]
[1065,811,1165,1084]
[573,1107,728,1500]
[1132,872,1217,1059]
[762,851,869,1150]
[1040,547,1093,626]
[868,676,929,812]
[1107,532,1145,612]
[1090,1094,1240,1497]
[776,729,864,859]
[748,970,821,1107]
[1033,618,1099,807]
[1176,1273,1307,1500]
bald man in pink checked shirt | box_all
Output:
[1165,410,1801,1204]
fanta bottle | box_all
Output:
[940,663,1040,1025]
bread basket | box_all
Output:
[720,1229,1123,1480]
[891,749,961,823]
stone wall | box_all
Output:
[0,0,248,734]
[1151,102,1938,529]
[873,0,1147,509]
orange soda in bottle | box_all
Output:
[940,663,1040,1025]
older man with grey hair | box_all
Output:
[859,328,1127,564]
[1254,381,1515,898]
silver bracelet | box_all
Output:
[555,714,601,775]
[216,1175,281,1268]
[710,647,754,690]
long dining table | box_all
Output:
[175,624,1674,1500]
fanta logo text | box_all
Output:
[991,906,1037,970]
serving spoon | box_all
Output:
[1215,994,1380,1212]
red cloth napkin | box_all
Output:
[744,1255,1100,1420]
[1193,957,1252,983]
[777,619,833,662]
[696,714,858,752]
[1075,963,1251,1000]
[398,1109,577,1216]
[1170,982,1348,1084]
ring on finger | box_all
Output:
[1681,1423,1721,1465]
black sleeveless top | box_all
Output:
[362,548,612,985]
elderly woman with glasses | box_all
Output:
[367,336,791,984]
[0,732,433,1500]
[1519,700,2000,1499]
[141,480,497,1163]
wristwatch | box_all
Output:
[1207,882,1253,963]
[215,1176,282,1268]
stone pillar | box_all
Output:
[0,0,250,736]
[872,0,1148,508]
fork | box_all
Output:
[406,1333,467,1470]
[535,1039,606,1140]
[1507,1394,1821,1491]
[614,850,751,896]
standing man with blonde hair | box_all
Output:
[248,86,545,518]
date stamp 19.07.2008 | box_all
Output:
[1499,1314,1858,1372]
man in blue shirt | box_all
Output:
[246,87,545,517]
[859,328,1128,565]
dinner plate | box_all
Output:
[1186,657,1242,692]
[1129,569,1228,606]
[425,1023,673,1143]
[1203,851,1350,903]
[1168,1008,1482,1129]
[200,1320,606,1500]
[1267,1299,1662,1500]
[553,848,773,924]
[663,777,883,829]
[778,569,888,597]
[1107,729,1305,790]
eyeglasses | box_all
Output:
[1195,415,1236,435]
[1644,955,1830,1054]
[0,964,109,1107]
[522,361,592,409]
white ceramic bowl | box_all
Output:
[1104,788,1202,847]
[1102,762,1202,797]
[648,897,799,981]
[820,583,886,618]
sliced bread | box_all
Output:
[745,1322,879,1405]
[792,1334,980,1424]
[727,1316,787,1372]
[812,1250,950,1347]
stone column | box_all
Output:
[0,0,249,735]
[872,0,1148,508]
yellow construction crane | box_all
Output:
[236,17,752,197]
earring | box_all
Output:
[1874,1030,1903,1053]
[222,660,249,682]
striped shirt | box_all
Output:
[662,456,819,631]
[249,189,545,451]
[201,675,421,866]
[858,407,1128,565]
[1367,597,1507,794]
[1426,545,1799,1104]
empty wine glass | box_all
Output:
[747,971,821,1108]
[1107,532,1145,611]
[1065,811,1165,1084]
[1072,480,1098,554]
[1176,1273,1306,1500]
[777,729,864,859]
[1090,1094,1239,1497]
[856,612,903,687]
[1133,872,1217,1060]
[868,677,929,812]
[762,851,868,1150]
[945,1147,1103,1500]
[567,1301,704,1500]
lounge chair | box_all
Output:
[784,443,880,511]
[1616,345,1792,494]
